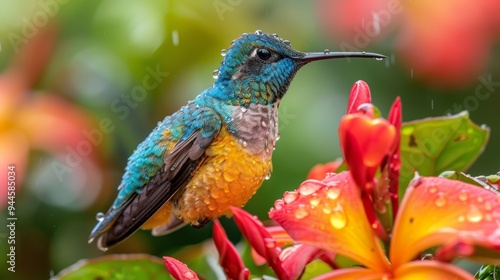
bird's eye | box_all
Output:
[256,48,272,61]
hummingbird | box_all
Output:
[89,30,385,251]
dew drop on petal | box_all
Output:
[485,202,492,211]
[298,181,321,196]
[476,196,484,203]
[485,213,493,221]
[309,197,320,208]
[466,206,483,223]
[274,199,284,210]
[434,193,446,207]
[428,186,438,194]
[457,215,465,222]
[330,205,347,229]
[458,190,469,202]
[294,206,309,220]
[283,191,299,204]
[95,212,105,222]
[326,187,340,200]
[184,271,196,279]
[322,206,332,214]
[212,69,219,79]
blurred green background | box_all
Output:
[0,0,499,279]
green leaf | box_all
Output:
[399,111,489,196]
[475,264,500,280]
[51,254,171,280]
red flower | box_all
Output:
[339,114,396,191]
[213,220,250,280]
[164,257,200,280]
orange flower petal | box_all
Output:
[307,159,343,180]
[393,260,474,280]
[0,131,29,209]
[16,96,98,157]
[313,267,386,280]
[270,172,390,272]
[391,176,500,267]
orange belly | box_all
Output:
[141,126,272,229]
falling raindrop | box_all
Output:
[95,212,105,222]
[212,69,219,79]
[255,30,263,35]
[323,49,330,55]
[171,30,179,46]
[220,49,227,57]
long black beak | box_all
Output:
[299,51,386,63]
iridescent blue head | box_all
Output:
[209,30,385,106]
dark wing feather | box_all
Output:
[96,131,216,250]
